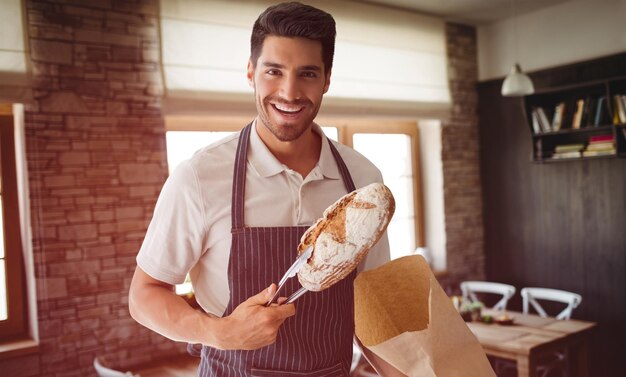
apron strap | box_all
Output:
[232,123,357,229]
[326,138,356,193]
[231,122,253,230]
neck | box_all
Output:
[255,121,322,178]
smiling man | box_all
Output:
[129,2,391,376]
[252,36,328,140]
[251,35,328,178]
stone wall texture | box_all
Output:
[0,3,484,375]
[440,23,485,290]
[0,1,186,376]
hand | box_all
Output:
[217,284,295,350]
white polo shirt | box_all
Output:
[137,121,390,316]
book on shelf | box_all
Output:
[533,107,552,133]
[582,149,616,157]
[589,134,614,143]
[582,133,616,156]
[572,98,585,129]
[531,110,541,134]
[554,143,584,153]
[551,150,581,159]
[580,97,592,128]
[593,96,609,126]
[585,142,614,151]
[551,102,565,131]
[551,143,584,159]
[613,94,626,125]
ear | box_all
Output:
[247,59,255,88]
[323,68,332,94]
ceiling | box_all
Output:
[353,0,575,25]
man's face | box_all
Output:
[248,36,331,142]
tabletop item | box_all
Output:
[493,314,515,325]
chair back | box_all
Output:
[460,281,516,310]
[94,357,138,377]
[521,287,582,320]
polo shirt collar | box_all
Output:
[248,120,284,178]
[248,120,341,180]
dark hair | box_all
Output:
[250,2,336,71]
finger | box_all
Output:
[273,302,296,319]
[266,283,277,298]
[248,284,277,305]
[276,297,287,305]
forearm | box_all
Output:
[128,268,223,347]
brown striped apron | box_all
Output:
[195,123,357,376]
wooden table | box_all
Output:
[467,310,596,377]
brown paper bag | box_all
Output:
[354,255,496,377]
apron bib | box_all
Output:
[196,123,358,376]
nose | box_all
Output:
[278,74,302,102]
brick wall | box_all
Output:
[439,23,485,290]
[0,1,186,376]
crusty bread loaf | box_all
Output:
[297,182,395,291]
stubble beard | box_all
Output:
[256,95,319,142]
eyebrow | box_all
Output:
[262,62,322,72]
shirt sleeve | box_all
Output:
[136,160,207,285]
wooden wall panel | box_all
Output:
[477,53,626,377]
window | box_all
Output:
[0,105,27,341]
[164,116,424,262]
[326,120,424,260]
[165,116,340,171]
[166,131,236,173]
[353,134,417,256]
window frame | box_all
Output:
[327,119,425,248]
[0,105,28,341]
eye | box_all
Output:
[266,69,281,76]
[301,71,318,78]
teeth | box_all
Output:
[274,103,303,113]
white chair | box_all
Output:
[94,357,139,377]
[521,287,583,377]
[460,281,516,310]
[521,287,582,320]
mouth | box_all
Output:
[271,102,305,116]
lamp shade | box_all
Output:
[501,63,534,96]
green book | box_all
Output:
[554,144,584,153]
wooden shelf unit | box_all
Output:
[524,76,626,163]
